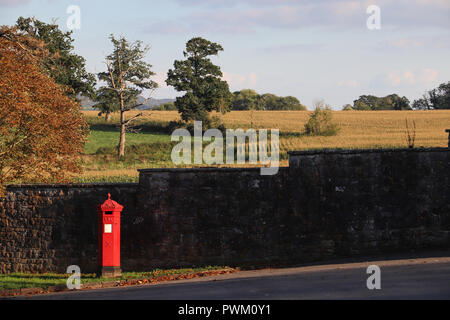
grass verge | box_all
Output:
[0,266,231,291]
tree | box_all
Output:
[157,102,177,111]
[342,104,353,111]
[15,17,96,100]
[390,95,411,110]
[0,26,88,194]
[413,82,450,110]
[353,94,411,110]
[353,100,371,110]
[166,37,233,125]
[305,100,340,136]
[97,35,158,157]
[412,96,432,110]
[378,94,411,110]
[277,96,307,110]
[231,91,307,110]
[259,93,279,110]
[232,89,260,110]
[93,87,119,122]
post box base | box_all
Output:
[98,266,122,278]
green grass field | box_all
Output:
[84,128,171,155]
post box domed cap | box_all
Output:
[100,193,124,211]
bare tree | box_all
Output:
[98,35,157,157]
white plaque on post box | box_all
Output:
[104,224,112,233]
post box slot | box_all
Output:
[104,211,113,215]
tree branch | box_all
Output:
[122,88,156,112]
[106,60,117,90]
[123,112,143,127]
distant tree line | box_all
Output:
[153,102,178,111]
[344,82,450,111]
[231,89,307,111]
[412,82,450,110]
[345,94,411,111]
[154,90,307,111]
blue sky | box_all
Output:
[1,0,449,109]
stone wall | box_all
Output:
[133,167,291,270]
[134,149,450,269]
[1,148,449,274]
[288,148,450,260]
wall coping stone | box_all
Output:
[288,147,449,156]
[6,183,138,190]
[138,167,290,173]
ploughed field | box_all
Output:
[79,110,450,183]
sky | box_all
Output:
[0,0,449,109]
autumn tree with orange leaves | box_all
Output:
[0,26,89,194]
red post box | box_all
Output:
[97,193,123,278]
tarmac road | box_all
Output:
[14,256,450,300]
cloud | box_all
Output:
[0,0,30,5]
[370,68,439,88]
[337,80,359,88]
[263,43,324,54]
[143,21,190,35]
[176,0,450,10]
[173,0,315,8]
[419,68,438,84]
[387,71,416,86]
[153,71,168,88]
[222,71,258,89]
[144,0,450,34]
[381,38,423,49]
[378,34,450,50]
[415,0,450,9]
[147,2,366,34]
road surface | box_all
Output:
[12,257,450,300]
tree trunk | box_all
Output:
[118,123,126,158]
[118,110,126,158]
[105,112,112,122]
